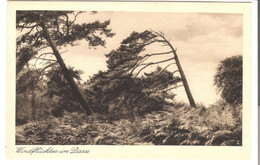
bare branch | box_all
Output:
[141,57,175,66]
[34,57,57,62]
[171,70,179,76]
[70,11,82,25]
[22,26,36,39]
[17,23,40,31]
[152,30,197,107]
[151,63,175,81]
[38,52,55,56]
[134,57,175,78]
[157,78,182,90]
[152,31,174,51]
[145,51,173,57]
[128,56,151,75]
[156,40,168,43]
[129,51,173,75]
[34,52,54,67]
[33,49,67,67]
[41,62,58,72]
[163,85,183,92]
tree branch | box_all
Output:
[128,56,149,75]
[163,85,183,92]
[151,63,175,81]
[21,26,36,39]
[34,52,55,66]
[17,23,40,31]
[171,70,179,76]
[134,57,175,78]
[70,11,82,26]
[156,78,182,90]
[141,57,175,66]
[34,57,57,61]
[151,30,197,107]
[65,14,70,36]
[129,51,173,75]
[41,62,58,71]
[143,51,173,58]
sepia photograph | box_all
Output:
[15,10,243,146]
[6,1,254,160]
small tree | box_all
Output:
[214,55,242,104]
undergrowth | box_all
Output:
[16,101,242,146]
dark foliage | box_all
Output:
[16,11,115,75]
[16,104,242,145]
[16,11,115,115]
[85,67,179,117]
[84,31,180,117]
[44,66,85,117]
[214,55,242,104]
[105,30,156,72]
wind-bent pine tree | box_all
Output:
[84,31,182,115]
[16,11,115,114]
[152,31,196,108]
[105,30,196,108]
[105,30,183,95]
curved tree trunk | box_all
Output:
[41,23,94,115]
[173,50,196,108]
[159,36,196,108]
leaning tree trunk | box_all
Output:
[161,37,196,108]
[173,50,196,108]
[40,23,94,115]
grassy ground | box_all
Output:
[16,102,242,145]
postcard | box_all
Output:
[6,1,253,159]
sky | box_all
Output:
[49,11,243,106]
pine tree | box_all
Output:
[16,11,115,114]
[85,31,182,116]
